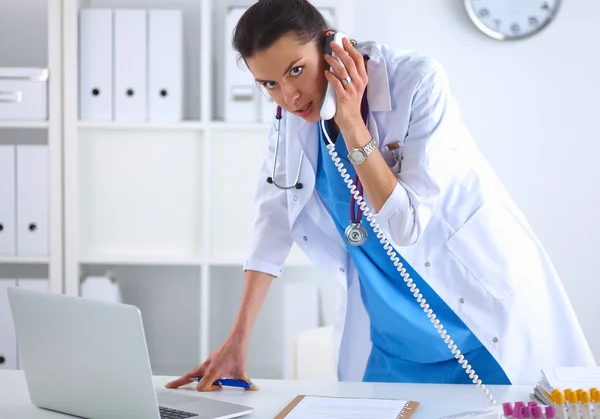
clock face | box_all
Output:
[464,0,561,40]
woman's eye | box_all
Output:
[264,81,278,90]
[290,66,303,77]
[262,66,302,90]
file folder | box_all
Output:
[0,146,16,256]
[0,279,17,370]
[16,146,49,256]
[79,9,113,120]
[114,9,147,121]
[224,7,259,122]
[148,10,183,121]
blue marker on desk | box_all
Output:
[187,376,258,390]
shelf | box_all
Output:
[75,121,273,132]
[0,121,49,129]
[77,255,312,267]
[56,0,352,369]
[81,263,202,377]
[78,121,205,131]
[208,253,313,267]
[208,129,266,259]
[79,254,203,266]
[208,265,333,379]
[208,121,272,131]
[0,255,50,264]
[78,131,204,260]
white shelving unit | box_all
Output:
[77,121,206,131]
[62,0,352,378]
[0,121,50,129]
[0,0,63,295]
[0,256,51,265]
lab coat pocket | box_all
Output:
[381,144,402,173]
[444,193,539,299]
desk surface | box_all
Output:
[0,370,535,418]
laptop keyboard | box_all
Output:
[159,405,198,418]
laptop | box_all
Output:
[7,286,254,419]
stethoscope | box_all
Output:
[265,105,304,190]
[266,91,370,247]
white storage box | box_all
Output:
[0,67,48,120]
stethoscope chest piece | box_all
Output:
[345,221,367,246]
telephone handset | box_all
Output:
[318,31,497,406]
[320,30,350,120]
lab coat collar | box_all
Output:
[357,40,392,112]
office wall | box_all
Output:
[351,0,600,360]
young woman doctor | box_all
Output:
[166,0,595,392]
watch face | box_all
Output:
[464,0,561,41]
[349,149,365,164]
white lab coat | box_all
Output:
[243,40,596,384]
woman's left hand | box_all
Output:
[324,37,369,131]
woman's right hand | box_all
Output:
[166,270,273,391]
[164,334,254,392]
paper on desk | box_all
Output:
[436,405,503,419]
[542,366,600,389]
[284,396,409,419]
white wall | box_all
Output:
[352,0,600,360]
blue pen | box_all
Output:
[187,376,256,389]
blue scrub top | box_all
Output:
[315,123,510,385]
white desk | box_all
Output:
[0,370,535,418]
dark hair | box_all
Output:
[232,0,332,59]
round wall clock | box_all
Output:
[464,0,562,41]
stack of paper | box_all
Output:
[531,367,600,405]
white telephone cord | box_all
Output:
[320,119,496,406]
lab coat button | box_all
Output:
[425,261,431,267]
[303,236,308,241]
[459,298,465,303]
[493,337,499,343]
[293,196,298,201]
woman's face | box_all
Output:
[245,32,328,123]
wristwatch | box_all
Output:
[348,138,377,165]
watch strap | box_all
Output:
[362,137,377,157]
